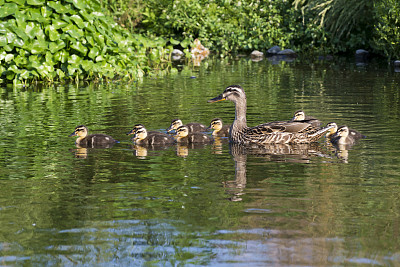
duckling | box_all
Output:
[330,126,355,145]
[208,85,334,144]
[167,119,207,133]
[69,125,118,148]
[132,126,175,145]
[290,110,322,127]
[175,125,213,144]
[207,118,231,137]
[325,122,365,140]
[127,124,159,136]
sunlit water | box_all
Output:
[1,57,400,266]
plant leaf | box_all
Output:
[0,3,18,18]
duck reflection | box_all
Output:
[176,143,212,158]
[130,143,174,159]
[226,142,331,201]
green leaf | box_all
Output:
[0,23,7,34]
[88,47,99,59]
[65,0,86,10]
[29,39,47,54]
[6,32,17,44]
[170,37,180,45]
[47,1,69,13]
[0,3,18,18]
[29,8,46,23]
[0,35,7,46]
[54,50,68,63]
[14,38,24,47]
[14,10,27,28]
[80,60,93,71]
[14,54,28,66]
[5,54,14,62]
[10,25,28,41]
[62,24,84,39]
[41,6,52,17]
[45,25,61,41]
[71,40,88,55]
[52,19,68,29]
[49,40,65,53]
[7,0,25,5]
[70,15,86,29]
[68,54,81,65]
[28,0,45,5]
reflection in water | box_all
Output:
[226,142,332,201]
[130,144,174,158]
[176,143,211,158]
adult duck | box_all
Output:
[208,85,333,144]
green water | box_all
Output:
[1,58,400,265]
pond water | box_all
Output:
[1,57,400,266]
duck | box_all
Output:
[69,125,118,148]
[290,110,322,127]
[127,124,159,136]
[167,119,207,133]
[208,85,334,144]
[330,125,355,146]
[175,125,213,144]
[131,126,175,145]
[207,118,231,137]
[325,122,365,140]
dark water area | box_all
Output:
[1,57,400,266]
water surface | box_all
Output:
[1,57,400,266]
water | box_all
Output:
[1,57,400,266]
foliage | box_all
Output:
[0,0,174,85]
[293,0,374,54]
[372,0,400,60]
[132,0,327,56]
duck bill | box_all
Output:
[69,131,77,137]
[208,94,226,103]
[166,127,174,133]
[127,129,134,135]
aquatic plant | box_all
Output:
[0,0,174,85]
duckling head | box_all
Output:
[334,126,349,138]
[208,85,246,104]
[127,124,146,135]
[292,110,305,121]
[175,125,190,138]
[69,125,88,138]
[326,122,338,136]
[133,128,148,142]
[167,119,183,132]
[208,118,223,131]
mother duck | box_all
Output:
[208,85,333,144]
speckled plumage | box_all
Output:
[208,85,334,144]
